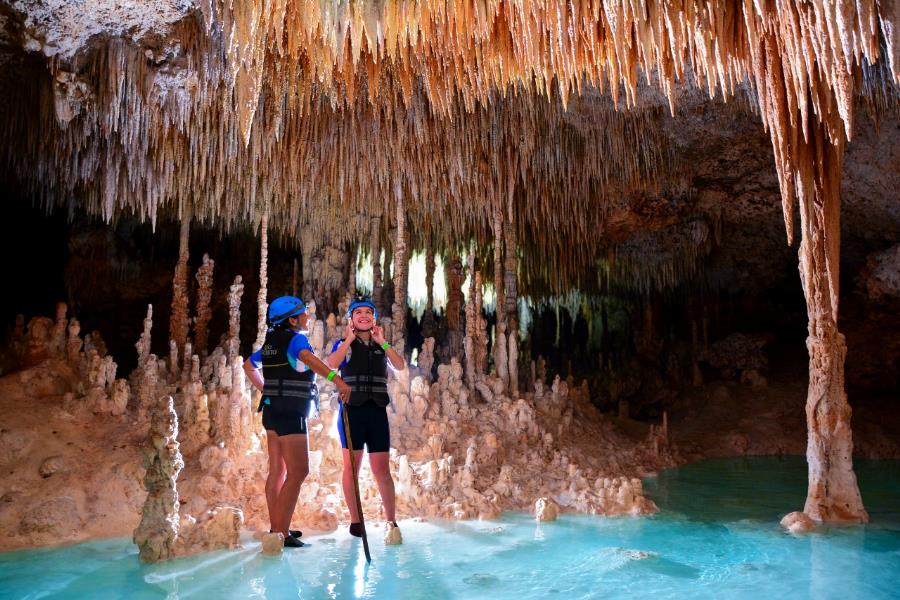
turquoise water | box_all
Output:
[2,457,899,599]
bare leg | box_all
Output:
[273,434,309,536]
[341,448,365,522]
[265,431,287,531]
[369,451,396,522]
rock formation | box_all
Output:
[133,396,183,562]
[0,1,898,554]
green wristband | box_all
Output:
[326,370,336,381]
[381,342,391,350]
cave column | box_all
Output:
[504,183,519,396]
[444,254,465,361]
[169,207,191,356]
[254,205,269,351]
[391,191,410,353]
[422,236,436,338]
[795,123,866,523]
[492,201,509,392]
[759,32,866,524]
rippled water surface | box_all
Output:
[2,456,899,599]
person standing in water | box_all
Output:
[244,296,351,548]
[326,296,405,542]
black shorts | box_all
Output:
[262,406,308,436]
[338,402,390,453]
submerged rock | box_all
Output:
[780,511,817,534]
[260,532,284,556]
[535,497,560,522]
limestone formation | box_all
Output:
[535,497,560,522]
[1,0,898,553]
[133,396,184,563]
[781,511,818,534]
[226,276,244,363]
[254,206,269,352]
[391,193,409,354]
[169,212,191,355]
[260,532,284,556]
[194,254,215,357]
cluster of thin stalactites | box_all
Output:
[2,1,898,297]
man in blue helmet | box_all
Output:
[244,296,351,548]
[326,295,405,542]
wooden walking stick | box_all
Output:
[341,403,371,563]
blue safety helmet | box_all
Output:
[268,296,307,325]
[348,295,378,319]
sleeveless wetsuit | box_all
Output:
[330,337,391,452]
[250,327,316,436]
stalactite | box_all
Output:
[169,212,191,354]
[381,235,394,315]
[5,1,893,308]
[193,254,215,358]
[347,243,357,298]
[300,222,319,303]
[371,215,383,311]
[254,206,269,352]
[226,276,244,363]
[391,193,409,353]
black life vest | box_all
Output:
[342,338,390,407]
[259,327,316,415]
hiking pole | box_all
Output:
[341,403,371,563]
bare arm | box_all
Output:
[372,325,405,370]
[384,346,405,370]
[298,349,352,403]
[326,340,353,369]
[242,357,265,392]
[325,324,355,369]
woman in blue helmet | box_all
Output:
[244,296,351,548]
[326,295,405,541]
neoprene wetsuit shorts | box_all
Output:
[262,405,308,436]
[338,401,390,453]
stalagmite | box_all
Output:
[226,276,244,363]
[194,255,215,357]
[418,337,436,381]
[391,193,409,354]
[133,395,184,563]
[136,305,153,368]
[169,211,191,354]
[254,206,269,351]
